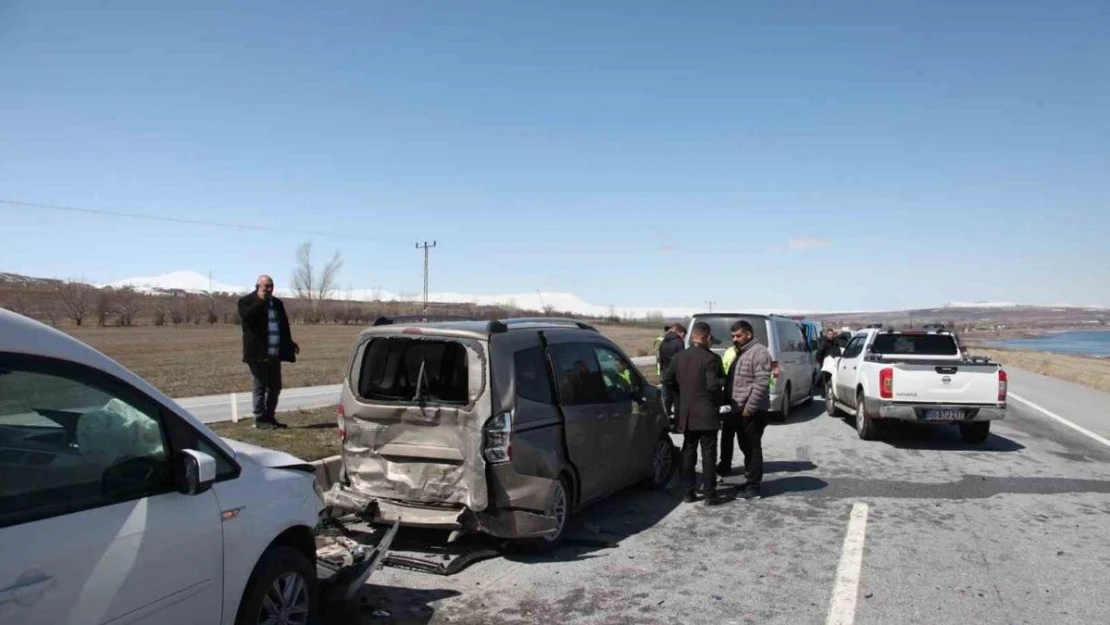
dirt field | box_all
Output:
[62,323,660,398]
[968,347,1110,395]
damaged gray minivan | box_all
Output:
[327,318,676,549]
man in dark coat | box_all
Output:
[656,323,687,416]
[238,274,299,429]
[815,328,842,367]
[661,322,725,505]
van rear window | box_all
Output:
[357,338,469,403]
[697,316,769,349]
[869,334,958,356]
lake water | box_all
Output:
[985,330,1110,358]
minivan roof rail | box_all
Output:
[489,317,600,332]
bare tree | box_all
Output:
[95,289,114,327]
[292,241,344,323]
[56,280,92,326]
[114,287,141,327]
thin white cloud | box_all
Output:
[788,237,832,252]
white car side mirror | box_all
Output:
[179,449,217,496]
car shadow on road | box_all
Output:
[324,584,460,625]
[836,417,1025,452]
[769,398,826,426]
[502,481,683,565]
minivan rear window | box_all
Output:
[869,334,959,356]
[697,316,769,349]
[357,337,469,403]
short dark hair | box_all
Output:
[663,325,672,332]
[672,323,688,334]
[691,322,711,337]
[730,320,754,334]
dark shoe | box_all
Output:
[253,421,278,430]
[271,420,288,430]
[683,491,698,504]
[739,484,762,500]
[705,491,724,506]
[716,463,732,478]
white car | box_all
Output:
[0,309,380,625]
[823,328,1007,443]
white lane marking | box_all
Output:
[1009,392,1110,450]
[826,502,869,625]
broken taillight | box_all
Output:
[483,412,512,464]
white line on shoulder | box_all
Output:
[1009,393,1110,449]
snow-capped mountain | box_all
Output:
[942,301,1025,309]
[106,271,243,294]
[103,271,703,318]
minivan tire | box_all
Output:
[235,545,319,625]
[644,434,678,489]
[518,475,572,553]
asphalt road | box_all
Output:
[325,380,1110,625]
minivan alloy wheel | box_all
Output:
[651,437,676,487]
[543,481,568,543]
[258,572,310,625]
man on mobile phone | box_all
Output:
[238,274,300,429]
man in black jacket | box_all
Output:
[238,275,299,429]
[657,323,687,417]
[661,322,725,505]
[815,328,842,367]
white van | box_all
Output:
[0,309,384,625]
[686,313,818,419]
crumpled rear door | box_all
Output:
[340,335,491,512]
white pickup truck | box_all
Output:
[821,329,1007,443]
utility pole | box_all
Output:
[705,300,716,312]
[416,241,437,318]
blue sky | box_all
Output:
[1,0,1108,312]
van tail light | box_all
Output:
[998,369,1008,402]
[770,361,780,383]
[879,368,894,399]
[336,404,346,442]
[483,412,512,464]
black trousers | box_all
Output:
[719,411,768,485]
[248,358,283,422]
[681,429,718,493]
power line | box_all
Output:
[0,198,383,242]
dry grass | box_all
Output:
[969,347,1110,395]
[65,324,363,398]
[62,322,661,398]
[208,406,340,461]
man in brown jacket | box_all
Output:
[721,319,773,499]
[661,322,725,505]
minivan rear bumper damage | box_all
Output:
[324,481,558,539]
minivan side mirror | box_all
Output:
[178,449,217,496]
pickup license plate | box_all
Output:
[922,409,964,421]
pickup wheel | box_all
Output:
[959,422,991,444]
[825,380,841,417]
[856,390,878,440]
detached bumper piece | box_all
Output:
[316,518,399,604]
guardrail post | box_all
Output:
[231,392,238,423]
